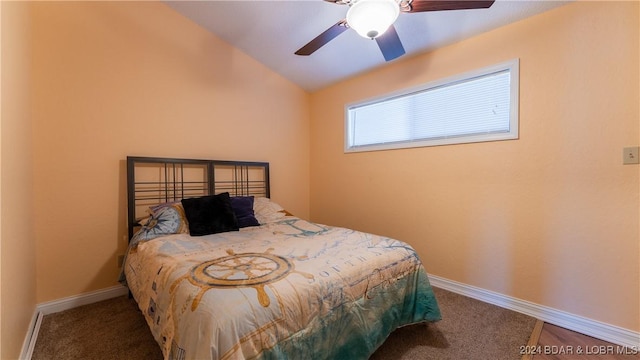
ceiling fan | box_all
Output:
[295,0,495,61]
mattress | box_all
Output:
[123,216,441,360]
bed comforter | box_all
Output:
[124,217,441,360]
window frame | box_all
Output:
[344,59,520,153]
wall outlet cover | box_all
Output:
[623,146,640,165]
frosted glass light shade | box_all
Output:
[346,0,400,39]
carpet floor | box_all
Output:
[32,287,536,359]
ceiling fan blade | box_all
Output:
[295,20,349,56]
[404,0,495,12]
[375,24,405,61]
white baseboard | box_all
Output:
[20,279,640,357]
[36,285,128,315]
[19,310,42,360]
[428,274,640,349]
[20,285,128,359]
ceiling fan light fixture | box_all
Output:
[346,0,400,39]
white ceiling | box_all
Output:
[165,0,570,92]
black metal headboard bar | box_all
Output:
[127,156,270,240]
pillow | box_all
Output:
[181,193,239,236]
[230,196,260,228]
[148,201,189,233]
[253,197,289,224]
[131,205,188,243]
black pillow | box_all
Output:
[181,193,239,236]
[230,196,260,228]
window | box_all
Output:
[345,59,519,152]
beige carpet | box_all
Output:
[32,287,536,360]
[371,287,536,360]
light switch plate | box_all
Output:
[623,146,639,165]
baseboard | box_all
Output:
[20,285,128,359]
[36,285,128,315]
[428,274,640,349]
[19,310,43,360]
[19,279,640,356]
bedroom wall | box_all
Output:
[29,2,310,303]
[1,1,37,358]
[310,1,639,332]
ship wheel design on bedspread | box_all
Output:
[171,248,314,310]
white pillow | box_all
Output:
[253,197,288,224]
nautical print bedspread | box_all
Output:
[124,217,441,360]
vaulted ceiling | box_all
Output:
[166,0,570,91]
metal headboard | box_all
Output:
[126,156,270,240]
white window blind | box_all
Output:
[345,59,519,152]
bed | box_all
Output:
[122,156,441,360]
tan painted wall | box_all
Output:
[310,1,639,331]
[29,2,310,303]
[3,2,637,356]
[1,2,37,358]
